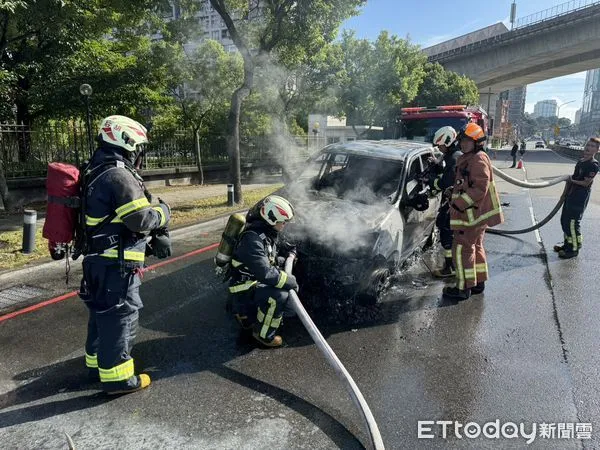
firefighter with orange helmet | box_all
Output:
[443,123,504,301]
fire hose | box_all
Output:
[486,167,571,235]
[284,255,385,450]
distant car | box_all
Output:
[281,140,441,307]
[535,141,545,149]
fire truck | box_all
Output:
[396,105,489,143]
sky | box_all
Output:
[341,0,588,121]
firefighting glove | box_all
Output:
[282,273,299,291]
[149,228,172,259]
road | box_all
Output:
[0,149,598,449]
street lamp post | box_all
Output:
[79,83,94,158]
[556,100,575,139]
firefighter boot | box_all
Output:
[471,282,485,294]
[442,286,471,301]
[432,257,455,278]
[558,249,578,259]
[106,374,151,395]
[252,323,283,348]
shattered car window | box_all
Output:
[301,152,404,203]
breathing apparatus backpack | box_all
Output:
[43,160,132,264]
[215,213,246,280]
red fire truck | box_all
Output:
[396,105,489,143]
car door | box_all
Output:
[399,154,425,255]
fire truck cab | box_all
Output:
[396,105,489,143]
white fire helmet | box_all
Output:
[98,115,149,152]
[260,195,295,226]
[433,126,457,147]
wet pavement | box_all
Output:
[0,150,598,449]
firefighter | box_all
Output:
[427,126,461,278]
[554,137,600,259]
[79,115,171,394]
[228,195,298,347]
[443,123,504,301]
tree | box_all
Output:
[209,0,364,203]
[174,40,243,184]
[336,31,427,137]
[410,62,479,108]
[0,0,199,160]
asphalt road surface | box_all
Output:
[1,149,598,449]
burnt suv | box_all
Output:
[281,140,441,307]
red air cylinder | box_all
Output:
[42,163,80,258]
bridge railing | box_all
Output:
[514,0,600,29]
[428,0,600,62]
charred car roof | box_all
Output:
[319,139,433,161]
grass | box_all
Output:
[0,184,283,271]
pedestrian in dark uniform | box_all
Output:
[228,195,298,347]
[509,142,519,168]
[428,126,462,278]
[79,115,172,394]
[520,141,526,157]
[554,137,600,259]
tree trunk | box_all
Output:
[15,78,32,163]
[226,85,249,204]
[0,159,12,211]
[194,128,204,186]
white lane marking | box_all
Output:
[529,205,542,244]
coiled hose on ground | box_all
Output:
[486,167,571,235]
[284,256,385,450]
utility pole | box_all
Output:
[510,1,517,31]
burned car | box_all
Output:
[281,140,441,307]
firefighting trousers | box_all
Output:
[436,203,453,260]
[452,225,488,290]
[560,189,590,252]
[80,260,144,393]
[255,285,290,341]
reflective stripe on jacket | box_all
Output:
[228,220,288,293]
[450,150,504,229]
[83,145,167,264]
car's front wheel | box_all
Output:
[357,257,391,305]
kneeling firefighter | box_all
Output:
[427,126,461,278]
[228,195,298,347]
[444,123,503,301]
[79,115,172,394]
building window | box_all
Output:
[221,29,229,39]
[211,30,220,40]
[327,137,340,144]
[346,137,355,142]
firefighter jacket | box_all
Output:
[428,144,461,195]
[228,220,297,294]
[83,145,169,266]
[449,150,504,229]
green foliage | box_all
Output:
[175,39,243,134]
[336,30,426,132]
[410,63,479,107]
[0,0,200,126]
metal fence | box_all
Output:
[0,121,325,178]
[514,0,600,29]
[0,121,93,178]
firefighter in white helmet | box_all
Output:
[427,126,461,277]
[78,115,171,394]
[228,195,299,347]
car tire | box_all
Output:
[357,260,391,306]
